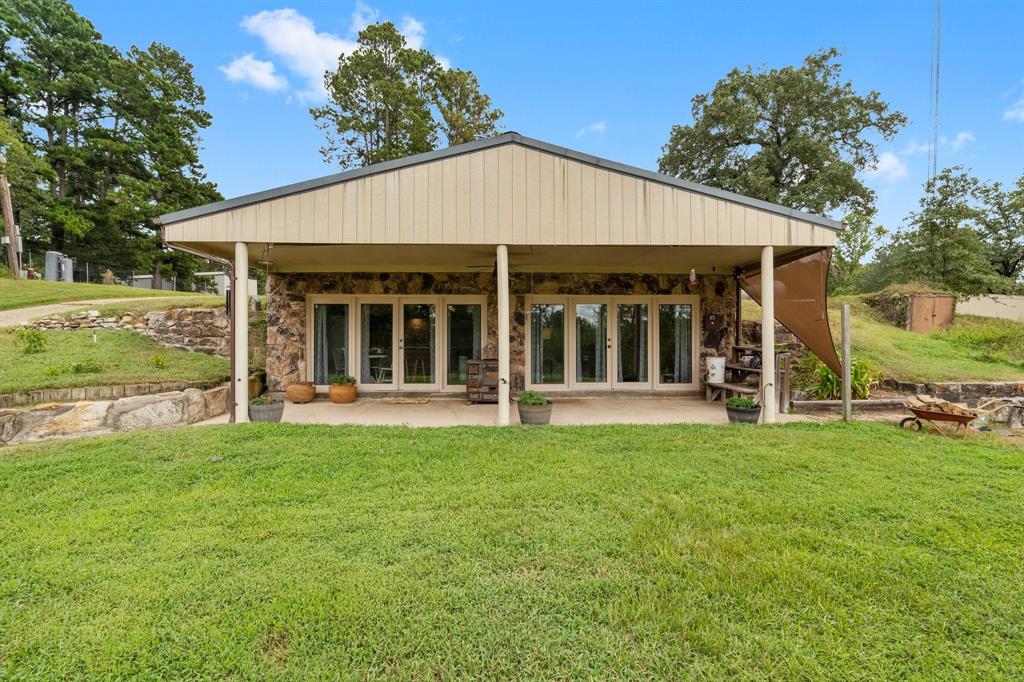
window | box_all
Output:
[312,303,348,384]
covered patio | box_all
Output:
[159,133,842,427]
[204,394,812,427]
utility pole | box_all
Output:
[0,152,20,278]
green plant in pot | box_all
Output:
[725,396,761,424]
[327,373,358,404]
[248,395,284,422]
[517,389,552,425]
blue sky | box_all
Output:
[78,0,1023,232]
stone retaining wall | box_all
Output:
[881,380,1024,407]
[0,384,229,446]
[0,380,225,409]
[31,307,230,357]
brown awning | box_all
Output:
[739,248,842,376]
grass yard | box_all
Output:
[744,295,1024,382]
[1,422,1021,678]
[0,328,228,393]
[0,277,201,311]
[58,295,224,319]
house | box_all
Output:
[157,133,841,425]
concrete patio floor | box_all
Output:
[207,394,812,427]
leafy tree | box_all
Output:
[884,168,1010,296]
[658,48,906,217]
[311,22,502,169]
[430,68,503,146]
[975,175,1024,284]
[830,211,886,293]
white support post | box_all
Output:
[760,245,776,424]
[233,242,249,423]
[496,244,511,426]
[842,303,852,422]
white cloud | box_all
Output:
[900,140,932,156]
[223,5,445,103]
[576,121,606,138]
[219,54,288,92]
[941,131,975,151]
[238,9,356,102]
[350,1,380,35]
[865,151,908,182]
[1003,96,1024,122]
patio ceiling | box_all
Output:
[188,242,816,274]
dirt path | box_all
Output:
[0,297,190,328]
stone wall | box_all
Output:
[265,272,737,391]
[0,379,225,409]
[0,384,229,446]
[31,307,230,357]
[881,380,1024,407]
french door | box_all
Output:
[308,295,484,392]
[526,295,698,391]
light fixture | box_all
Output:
[688,268,699,289]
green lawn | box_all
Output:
[0,277,204,311]
[59,295,224,319]
[1,423,1021,678]
[0,328,228,393]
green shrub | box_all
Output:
[802,355,879,400]
[13,328,46,354]
[725,396,758,410]
[327,372,356,385]
[150,353,166,369]
[249,395,281,406]
[70,361,102,375]
[517,389,549,406]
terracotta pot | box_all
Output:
[286,381,316,404]
[328,384,358,404]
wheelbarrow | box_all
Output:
[899,396,1013,437]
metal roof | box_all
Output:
[158,132,843,231]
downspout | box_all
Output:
[152,218,236,423]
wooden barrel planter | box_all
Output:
[249,400,284,422]
[518,402,553,425]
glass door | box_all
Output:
[655,298,698,389]
[312,303,350,387]
[573,300,610,389]
[399,300,439,391]
[445,301,483,387]
[359,302,396,389]
[528,301,566,388]
[612,299,650,388]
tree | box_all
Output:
[658,48,907,217]
[885,168,1010,296]
[311,22,502,169]
[975,175,1024,284]
[830,211,886,293]
[430,68,503,146]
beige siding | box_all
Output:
[163,143,837,248]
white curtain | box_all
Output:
[360,305,372,383]
[672,305,692,383]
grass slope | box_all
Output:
[0,328,228,393]
[837,300,1023,383]
[745,296,1024,382]
[0,278,206,311]
[1,423,1021,678]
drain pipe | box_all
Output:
[153,224,237,423]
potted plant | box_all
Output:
[249,395,284,422]
[517,389,553,425]
[286,380,315,403]
[725,396,761,424]
[327,373,358,404]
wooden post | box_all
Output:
[760,246,776,424]
[496,244,510,426]
[842,303,852,422]
[0,152,19,277]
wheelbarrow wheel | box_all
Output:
[899,417,923,431]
